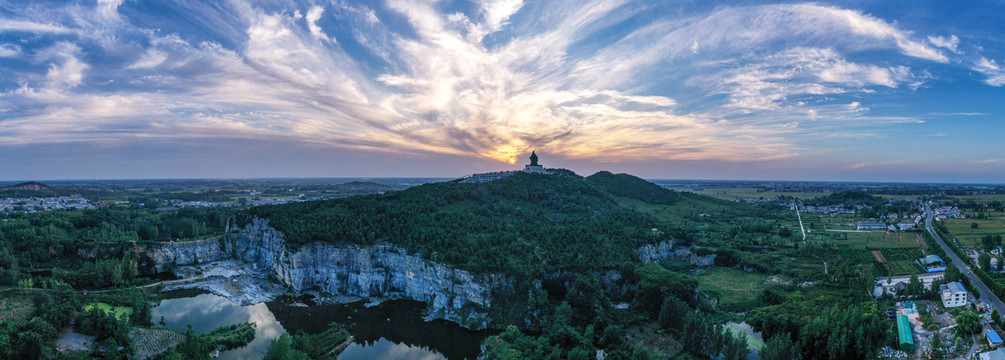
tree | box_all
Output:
[972,222,980,229]
[982,234,1003,251]
[981,253,992,271]
[0,246,20,285]
[658,296,689,332]
[129,291,153,326]
[176,325,211,360]
[799,305,886,360]
[905,274,923,296]
[263,333,309,360]
[11,318,57,359]
[760,334,800,360]
[632,263,697,316]
[956,311,981,336]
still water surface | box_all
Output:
[151,291,492,360]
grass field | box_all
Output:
[686,188,824,200]
[951,195,1005,203]
[944,214,1005,247]
[85,302,133,319]
[697,266,773,312]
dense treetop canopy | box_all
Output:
[245,171,677,275]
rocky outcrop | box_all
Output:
[140,218,501,329]
[140,238,233,272]
[636,240,716,266]
[637,241,675,263]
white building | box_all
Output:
[979,348,1005,360]
[898,222,917,231]
[462,151,552,183]
[873,272,944,297]
[941,282,969,308]
[856,221,887,230]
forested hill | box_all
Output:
[586,171,681,205]
[245,170,696,275]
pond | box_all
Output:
[151,291,493,360]
[725,321,764,360]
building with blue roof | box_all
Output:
[918,254,946,273]
[989,330,1003,348]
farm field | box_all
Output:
[696,266,774,312]
[686,187,824,200]
[944,212,1005,247]
[803,230,927,276]
[950,194,1005,203]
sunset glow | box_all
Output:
[1,1,1005,181]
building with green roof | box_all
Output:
[897,314,913,351]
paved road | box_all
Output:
[924,202,1005,316]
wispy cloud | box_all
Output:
[0,43,20,57]
[928,34,960,53]
[0,0,992,171]
[972,57,1005,86]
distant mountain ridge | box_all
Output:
[333,181,392,191]
[1,181,50,191]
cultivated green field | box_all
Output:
[686,187,824,200]
[801,229,926,276]
[85,302,134,320]
[944,213,1005,247]
[951,195,1005,203]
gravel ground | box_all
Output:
[162,260,286,305]
[56,327,95,352]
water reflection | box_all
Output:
[152,292,491,360]
[152,292,284,359]
[725,321,764,360]
[267,299,491,360]
[340,338,444,360]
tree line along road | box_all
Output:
[924,202,1005,316]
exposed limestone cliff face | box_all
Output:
[636,240,716,266]
[141,218,500,328]
[140,238,232,272]
[637,240,676,263]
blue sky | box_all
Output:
[1,0,1004,182]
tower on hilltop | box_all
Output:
[529,151,539,166]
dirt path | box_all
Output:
[0,275,206,295]
[915,233,928,253]
[872,250,887,263]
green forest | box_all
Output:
[0,171,902,359]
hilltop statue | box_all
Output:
[462,150,552,183]
[523,151,549,174]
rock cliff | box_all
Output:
[141,218,500,329]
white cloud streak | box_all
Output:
[0,0,982,166]
[928,34,960,53]
[305,5,332,43]
[0,43,20,57]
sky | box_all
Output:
[1,0,1005,182]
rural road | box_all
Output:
[924,202,1005,316]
